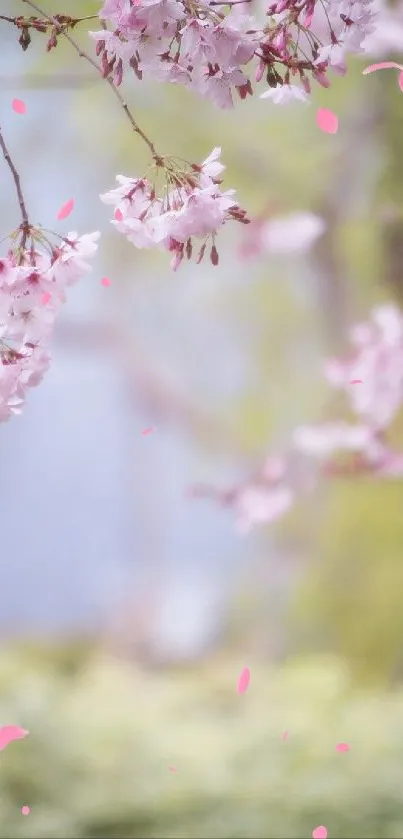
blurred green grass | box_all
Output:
[1,646,403,838]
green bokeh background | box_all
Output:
[1,0,403,835]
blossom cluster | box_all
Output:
[193,304,403,532]
[100,147,249,270]
[295,304,403,474]
[90,0,377,107]
[0,229,99,422]
[189,455,295,533]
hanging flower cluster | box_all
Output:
[0,226,99,421]
[100,147,249,270]
[90,0,377,107]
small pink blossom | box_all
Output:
[236,485,293,533]
[324,304,403,430]
[261,212,326,253]
[293,422,374,458]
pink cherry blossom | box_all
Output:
[324,304,403,430]
[293,422,375,458]
[190,455,294,533]
[238,210,326,260]
[100,148,249,269]
[0,229,99,423]
[90,0,380,107]
[261,212,326,254]
[235,485,294,533]
[363,0,403,56]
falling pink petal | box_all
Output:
[399,71,403,92]
[312,827,328,839]
[12,98,26,114]
[21,806,30,816]
[350,379,363,384]
[101,277,111,287]
[114,208,123,221]
[142,427,155,436]
[57,199,74,221]
[281,730,288,740]
[336,742,350,752]
[363,61,403,75]
[41,292,52,305]
[237,666,250,694]
[316,108,338,134]
[168,766,177,772]
[0,726,29,752]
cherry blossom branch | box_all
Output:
[21,0,161,162]
[190,303,403,530]
[0,125,31,252]
[0,12,100,51]
[0,13,98,26]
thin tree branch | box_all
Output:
[0,125,30,251]
[21,0,162,162]
[0,13,99,26]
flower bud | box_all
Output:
[210,245,219,266]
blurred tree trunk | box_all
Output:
[379,62,403,304]
[312,80,381,352]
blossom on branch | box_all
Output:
[100,147,249,270]
[0,229,99,422]
[90,0,378,107]
[189,455,295,533]
[324,304,403,431]
[293,304,403,479]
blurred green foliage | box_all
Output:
[2,647,403,838]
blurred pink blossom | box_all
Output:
[324,304,403,430]
[363,0,403,55]
[293,422,375,458]
[239,211,326,259]
[235,485,294,534]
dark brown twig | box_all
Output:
[0,125,30,252]
[21,0,161,161]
